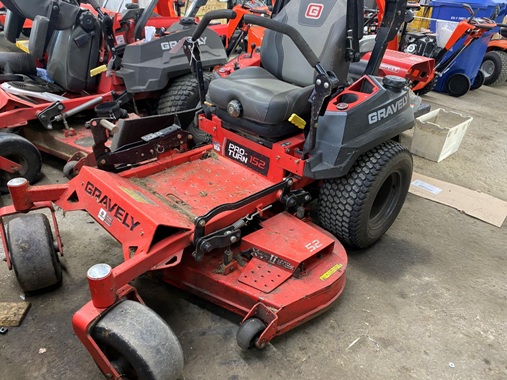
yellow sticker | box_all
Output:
[319,263,343,281]
[119,187,156,205]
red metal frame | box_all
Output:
[0,104,348,376]
[0,156,22,173]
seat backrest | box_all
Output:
[29,16,50,60]
[3,10,24,43]
[260,0,349,87]
[46,20,102,92]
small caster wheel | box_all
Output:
[0,132,41,193]
[63,160,79,179]
[91,300,184,380]
[236,318,266,350]
[6,213,62,292]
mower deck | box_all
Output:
[21,123,101,162]
[162,214,347,345]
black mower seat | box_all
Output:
[207,0,348,134]
[209,67,313,125]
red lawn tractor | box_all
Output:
[481,27,507,85]
[1,0,418,379]
[0,0,228,192]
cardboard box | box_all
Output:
[410,108,473,162]
[196,0,229,21]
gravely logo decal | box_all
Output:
[85,182,141,231]
[161,37,207,51]
[368,95,408,124]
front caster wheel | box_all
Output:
[91,300,184,380]
[63,160,78,179]
[6,213,62,292]
[236,318,266,350]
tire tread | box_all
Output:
[319,140,412,248]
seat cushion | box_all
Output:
[208,67,313,125]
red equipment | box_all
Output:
[0,0,229,191]
[1,0,416,378]
[360,1,498,94]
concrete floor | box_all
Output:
[1,38,507,380]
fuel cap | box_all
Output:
[383,76,406,92]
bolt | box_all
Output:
[276,155,280,160]
[100,159,106,165]
[285,148,290,153]
[295,159,300,164]
[177,134,182,139]
[324,82,329,89]
[199,219,206,227]
[203,242,212,252]
[305,195,312,202]
[316,79,322,85]
[287,179,294,186]
[230,236,238,243]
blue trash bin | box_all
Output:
[428,0,507,96]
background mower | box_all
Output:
[0,0,227,191]
[481,26,507,85]
[353,1,502,96]
[1,0,418,379]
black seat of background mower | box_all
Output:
[2,0,98,93]
[207,0,348,136]
[45,20,101,92]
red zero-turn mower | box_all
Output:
[0,0,227,191]
[1,0,416,379]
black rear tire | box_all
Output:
[318,140,413,249]
[6,213,62,292]
[470,69,485,90]
[157,73,213,145]
[481,50,507,86]
[91,300,184,380]
[0,132,41,193]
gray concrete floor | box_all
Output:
[1,36,507,380]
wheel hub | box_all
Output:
[369,172,402,231]
[481,60,495,78]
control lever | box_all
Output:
[249,43,256,58]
